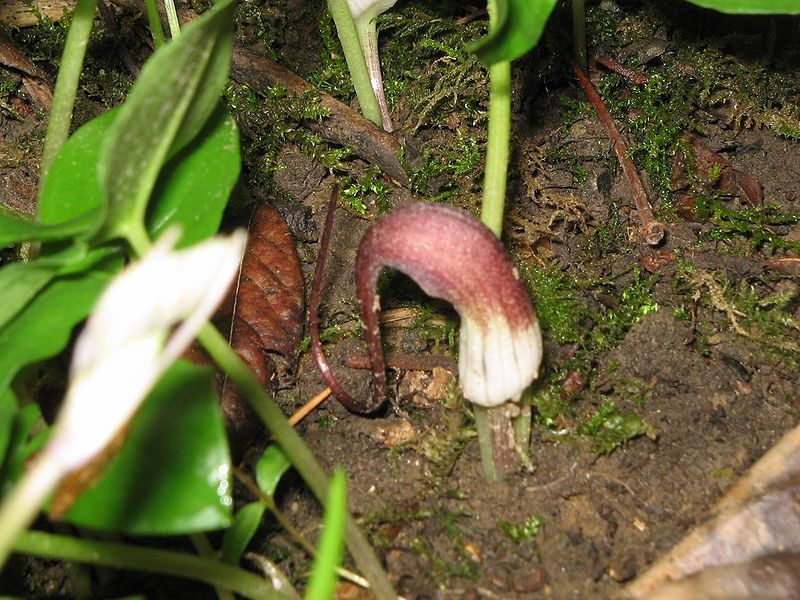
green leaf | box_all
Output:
[37,108,118,228]
[0,243,119,331]
[255,445,292,497]
[0,259,74,332]
[0,389,17,470]
[0,209,101,247]
[684,0,800,12]
[97,0,235,244]
[467,0,558,65]
[0,257,121,394]
[0,402,45,497]
[64,360,232,535]
[146,106,241,247]
[220,502,265,564]
[304,470,347,600]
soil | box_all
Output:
[1,1,800,599]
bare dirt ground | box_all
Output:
[2,1,800,598]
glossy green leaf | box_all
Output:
[37,108,118,229]
[97,0,235,244]
[256,445,292,497]
[467,0,558,65]
[304,470,347,600]
[146,106,241,248]
[0,208,101,247]
[0,258,121,394]
[64,360,232,535]
[220,502,265,564]
[684,0,800,12]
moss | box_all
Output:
[696,200,800,253]
[340,166,393,215]
[521,263,583,345]
[0,71,23,121]
[576,401,655,455]
[523,265,659,441]
[499,514,543,544]
[380,3,488,130]
[407,131,482,200]
[364,502,479,585]
[678,264,800,359]
[307,11,357,100]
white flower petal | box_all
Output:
[346,0,397,21]
[47,229,246,473]
[459,315,543,408]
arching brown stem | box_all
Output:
[309,183,386,413]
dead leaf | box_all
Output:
[0,30,52,110]
[640,249,676,273]
[220,204,304,451]
[691,136,763,206]
[0,0,75,28]
[626,424,800,599]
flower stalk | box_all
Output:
[325,0,384,128]
[348,0,398,131]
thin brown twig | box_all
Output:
[572,61,665,246]
[309,183,375,413]
[594,56,648,85]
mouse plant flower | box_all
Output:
[311,190,542,480]
[355,203,542,409]
[0,229,246,566]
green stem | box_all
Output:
[479,58,511,237]
[190,533,237,600]
[473,406,499,482]
[325,0,383,128]
[479,0,511,238]
[164,0,182,39]
[474,0,515,481]
[572,0,587,71]
[196,325,397,600]
[0,457,63,567]
[144,0,167,47]
[39,0,99,187]
[14,531,282,600]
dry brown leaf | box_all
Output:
[0,30,52,110]
[220,204,304,451]
[625,424,800,599]
[0,0,75,28]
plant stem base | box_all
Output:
[474,403,523,482]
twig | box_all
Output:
[231,46,410,185]
[342,350,456,374]
[287,387,332,426]
[594,56,648,85]
[572,61,665,245]
[309,183,372,412]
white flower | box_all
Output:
[47,228,246,472]
[0,229,246,566]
